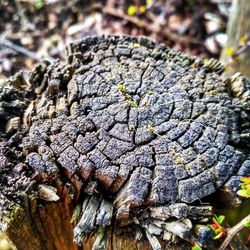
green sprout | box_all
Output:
[117,83,138,108]
[203,58,210,67]
[34,0,45,9]
[237,176,250,198]
[208,89,217,95]
[208,214,227,240]
[124,93,131,100]
[127,99,139,108]
[244,219,250,228]
[117,84,126,93]
[146,124,154,134]
[191,242,202,250]
[129,42,141,48]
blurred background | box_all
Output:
[0,0,231,82]
[0,0,249,249]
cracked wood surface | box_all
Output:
[0,35,250,250]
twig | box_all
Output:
[15,0,34,30]
[219,214,250,250]
[232,41,250,59]
[103,7,201,45]
[210,0,232,3]
[0,35,41,61]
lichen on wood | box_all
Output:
[0,35,250,250]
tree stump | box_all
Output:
[0,35,249,250]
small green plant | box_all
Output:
[208,214,227,240]
[237,176,250,198]
[146,124,154,133]
[244,219,250,228]
[203,58,210,67]
[127,99,138,108]
[117,84,126,93]
[208,89,217,95]
[191,242,202,250]
[129,42,141,48]
[214,181,250,250]
[34,0,45,9]
[117,83,138,108]
[124,93,130,100]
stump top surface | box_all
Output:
[21,35,247,205]
[1,35,250,249]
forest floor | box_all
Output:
[0,0,231,82]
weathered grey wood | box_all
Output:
[1,35,250,250]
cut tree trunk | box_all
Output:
[220,0,250,79]
[1,35,249,250]
[2,194,156,250]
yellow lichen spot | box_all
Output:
[125,93,130,100]
[208,89,217,95]
[239,35,248,46]
[168,150,177,158]
[225,47,235,56]
[127,5,137,16]
[147,89,153,95]
[127,99,139,108]
[139,5,146,13]
[203,58,209,66]
[129,42,140,48]
[175,157,183,164]
[117,84,126,93]
[146,124,154,133]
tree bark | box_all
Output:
[221,0,250,79]
[1,194,185,250]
